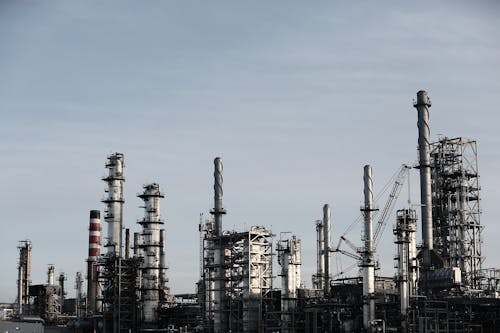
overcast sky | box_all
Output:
[1,1,499,302]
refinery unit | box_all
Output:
[8,90,500,332]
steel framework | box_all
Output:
[430,137,483,289]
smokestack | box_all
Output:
[362,165,375,329]
[213,157,225,236]
[87,210,101,314]
[47,265,55,286]
[323,204,331,295]
[211,157,227,333]
[414,90,433,267]
[58,273,66,303]
[102,153,125,256]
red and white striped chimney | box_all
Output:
[87,210,101,313]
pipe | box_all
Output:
[102,153,125,256]
[125,228,130,259]
[414,90,433,267]
[133,232,140,257]
[87,210,101,314]
[362,165,375,329]
[323,204,331,295]
[160,229,167,294]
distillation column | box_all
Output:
[87,210,101,314]
[394,209,417,330]
[17,240,32,316]
[138,183,165,325]
[362,165,375,329]
[313,221,324,290]
[48,265,55,286]
[102,153,125,256]
[414,91,434,268]
[278,236,301,333]
[323,204,332,295]
[211,157,227,333]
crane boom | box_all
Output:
[373,164,410,246]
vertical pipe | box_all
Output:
[414,91,433,267]
[211,157,227,333]
[362,165,375,329]
[125,228,130,259]
[323,204,331,295]
[102,153,125,256]
[133,232,140,257]
[314,221,324,290]
[160,229,167,296]
[87,210,101,314]
[17,263,23,315]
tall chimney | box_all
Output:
[211,157,227,333]
[87,210,101,313]
[414,90,433,267]
[362,165,375,329]
[47,265,55,286]
[322,204,331,295]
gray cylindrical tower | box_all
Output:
[414,90,433,267]
[211,157,227,333]
[362,165,375,329]
[322,204,331,295]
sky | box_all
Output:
[1,1,499,302]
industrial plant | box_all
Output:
[6,90,500,332]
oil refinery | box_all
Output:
[5,90,500,332]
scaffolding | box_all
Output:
[430,137,483,289]
[17,240,32,316]
[98,256,141,333]
[203,226,273,333]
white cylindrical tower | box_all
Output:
[138,183,165,324]
[102,153,125,256]
[47,265,55,286]
[362,165,375,329]
[278,236,301,333]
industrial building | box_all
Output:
[8,90,500,332]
